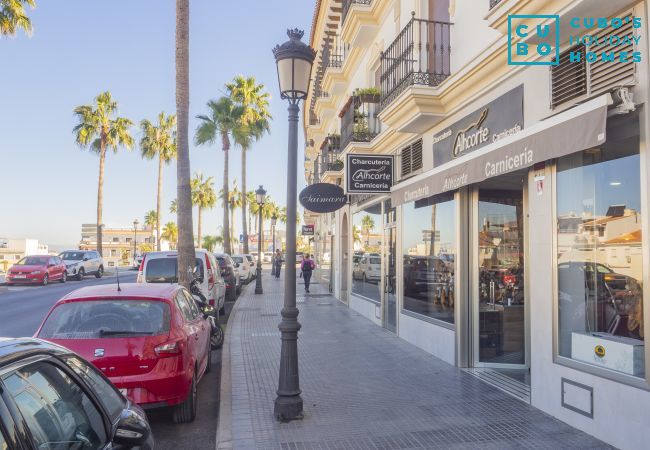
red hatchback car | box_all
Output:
[35,283,212,423]
[5,254,67,285]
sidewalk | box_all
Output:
[217,270,610,449]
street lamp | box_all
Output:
[255,185,266,295]
[133,219,139,265]
[272,28,316,422]
[271,214,278,254]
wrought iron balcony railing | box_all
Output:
[340,95,381,150]
[342,0,372,27]
[489,0,503,9]
[319,135,343,179]
[322,34,349,69]
[380,14,452,110]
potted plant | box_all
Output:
[355,87,381,103]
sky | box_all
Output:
[0,0,314,249]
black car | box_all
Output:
[215,253,240,301]
[0,338,154,449]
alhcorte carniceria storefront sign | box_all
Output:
[433,85,524,167]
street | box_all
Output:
[0,269,238,449]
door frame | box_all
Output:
[381,224,398,332]
[469,181,531,370]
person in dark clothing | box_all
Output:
[301,253,315,293]
[273,249,282,279]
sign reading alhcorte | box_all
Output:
[346,154,394,194]
[432,85,524,167]
[299,183,347,213]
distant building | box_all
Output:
[0,238,49,272]
[79,224,156,267]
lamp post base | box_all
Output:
[274,394,303,422]
[254,265,263,294]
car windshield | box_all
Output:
[60,252,84,261]
[369,257,381,265]
[245,255,253,262]
[145,257,204,283]
[232,256,243,263]
[16,256,49,266]
[38,300,170,339]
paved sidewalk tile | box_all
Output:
[225,270,610,449]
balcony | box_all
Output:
[380,14,452,111]
[319,134,344,183]
[322,34,348,69]
[342,0,372,26]
[340,93,381,151]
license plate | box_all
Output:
[13,275,26,279]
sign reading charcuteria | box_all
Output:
[346,154,394,194]
[299,183,347,213]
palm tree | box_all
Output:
[73,91,134,257]
[247,191,260,235]
[195,97,243,254]
[144,210,157,231]
[361,214,375,246]
[140,112,177,251]
[191,172,216,249]
[1,0,35,36]
[169,199,177,214]
[202,235,220,252]
[161,222,178,250]
[220,182,242,247]
[228,76,272,254]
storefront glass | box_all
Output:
[556,115,644,378]
[351,203,382,302]
[402,193,456,323]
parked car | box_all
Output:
[214,253,240,301]
[36,283,213,423]
[0,337,154,448]
[133,253,145,270]
[352,254,381,282]
[231,255,252,284]
[263,252,273,263]
[403,255,450,294]
[5,255,67,285]
[137,250,226,312]
[59,249,105,280]
[242,254,256,279]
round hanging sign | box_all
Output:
[299,183,347,213]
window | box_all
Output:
[351,203,382,302]
[183,289,202,317]
[2,360,107,449]
[65,356,125,418]
[402,192,456,324]
[126,238,132,243]
[112,237,120,243]
[175,292,197,322]
[556,114,644,378]
[400,139,423,178]
[145,257,204,283]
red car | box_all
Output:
[5,254,67,285]
[35,283,212,423]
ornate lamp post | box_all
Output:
[271,214,278,253]
[255,185,266,295]
[132,219,139,265]
[272,28,316,421]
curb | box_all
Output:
[215,287,243,449]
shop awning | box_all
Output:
[391,94,611,206]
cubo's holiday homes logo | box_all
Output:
[508,14,643,66]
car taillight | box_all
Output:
[154,341,181,356]
[137,254,147,283]
[205,255,214,290]
[209,299,215,306]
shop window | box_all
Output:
[556,113,644,378]
[402,192,456,324]
[351,203,382,303]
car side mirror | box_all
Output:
[83,257,90,261]
[113,407,151,448]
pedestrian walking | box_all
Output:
[301,253,315,293]
[273,249,282,279]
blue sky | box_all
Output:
[0,0,314,248]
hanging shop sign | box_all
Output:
[432,85,524,167]
[302,225,315,236]
[299,183,347,213]
[346,154,394,194]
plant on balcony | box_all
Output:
[330,159,344,171]
[354,87,381,103]
[353,112,370,135]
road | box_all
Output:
[0,269,241,449]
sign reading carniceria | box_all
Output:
[432,85,524,167]
[346,154,394,194]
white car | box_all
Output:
[263,252,273,263]
[59,250,104,280]
[243,254,256,278]
[231,255,252,284]
[137,250,226,312]
[133,253,145,270]
[353,254,381,282]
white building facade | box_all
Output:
[305,1,650,448]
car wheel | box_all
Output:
[211,324,224,349]
[173,372,197,423]
[60,272,67,283]
[95,266,103,278]
[77,268,85,281]
[42,275,48,286]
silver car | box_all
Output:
[59,250,104,280]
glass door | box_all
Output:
[475,188,526,367]
[383,226,397,332]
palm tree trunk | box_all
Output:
[230,204,236,251]
[222,133,231,254]
[175,0,195,287]
[197,207,202,249]
[156,155,163,251]
[241,147,248,254]
[96,143,106,257]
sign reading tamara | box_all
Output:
[432,85,524,167]
[299,183,347,213]
[346,154,394,194]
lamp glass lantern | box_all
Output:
[273,29,316,101]
[256,185,267,206]
[271,214,278,227]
